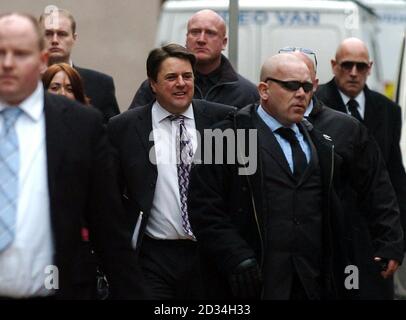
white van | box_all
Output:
[156,0,383,91]
[360,0,406,99]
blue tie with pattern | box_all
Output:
[0,107,22,252]
[169,114,195,237]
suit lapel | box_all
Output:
[328,80,347,113]
[44,94,70,198]
[363,87,382,134]
[305,122,335,190]
[251,110,293,179]
[192,99,212,134]
[298,122,318,183]
[192,100,217,164]
[133,104,157,172]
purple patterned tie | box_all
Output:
[169,114,195,237]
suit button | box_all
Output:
[150,182,156,188]
[241,186,247,192]
[293,218,300,225]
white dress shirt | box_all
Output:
[145,101,197,240]
[339,90,366,119]
[0,83,53,298]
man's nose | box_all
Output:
[295,86,306,97]
[2,52,14,68]
[349,64,358,76]
[52,33,59,43]
[176,75,186,86]
[197,31,206,42]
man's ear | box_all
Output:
[73,33,78,41]
[367,61,373,76]
[331,59,338,76]
[149,79,157,94]
[222,36,228,50]
[313,78,319,92]
[39,50,49,73]
[258,82,269,100]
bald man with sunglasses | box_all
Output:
[188,53,350,300]
[316,39,406,296]
[284,48,404,300]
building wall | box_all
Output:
[0,0,161,111]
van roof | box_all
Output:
[164,0,360,12]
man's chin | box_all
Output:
[48,55,68,65]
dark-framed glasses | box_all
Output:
[265,77,313,93]
[278,46,318,70]
[339,61,370,72]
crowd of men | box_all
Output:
[0,7,404,300]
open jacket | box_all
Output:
[188,104,349,299]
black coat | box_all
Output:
[316,79,406,244]
[107,99,235,251]
[187,104,349,299]
[75,66,120,123]
[311,92,405,299]
[128,55,259,110]
[309,98,403,257]
[43,93,144,299]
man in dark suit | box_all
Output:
[39,9,120,123]
[0,13,143,300]
[188,53,351,300]
[129,9,259,109]
[316,38,406,299]
[108,44,234,299]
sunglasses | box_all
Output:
[278,47,318,70]
[265,77,313,93]
[339,61,370,72]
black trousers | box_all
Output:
[139,236,204,300]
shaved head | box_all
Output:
[291,52,316,78]
[335,37,370,61]
[187,9,226,37]
[260,53,311,82]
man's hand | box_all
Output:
[374,257,399,279]
[228,258,262,299]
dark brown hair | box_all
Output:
[146,43,196,82]
[42,63,90,105]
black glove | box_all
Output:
[228,258,262,299]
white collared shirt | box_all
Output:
[146,101,197,240]
[339,90,366,119]
[0,83,53,298]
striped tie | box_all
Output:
[0,107,22,251]
[168,114,195,237]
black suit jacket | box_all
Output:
[75,66,120,123]
[187,104,348,299]
[44,93,143,299]
[107,99,235,251]
[316,79,406,247]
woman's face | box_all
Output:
[48,70,75,100]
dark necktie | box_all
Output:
[347,99,363,122]
[168,114,194,237]
[276,127,308,180]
